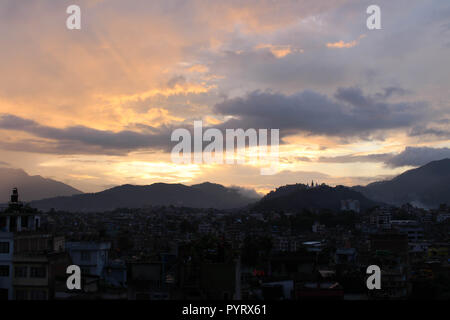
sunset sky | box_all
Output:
[0,0,449,194]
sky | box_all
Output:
[0,0,449,194]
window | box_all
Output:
[30,267,46,278]
[81,251,91,261]
[21,216,28,228]
[15,266,28,278]
[0,265,10,277]
[0,217,6,230]
[0,242,9,254]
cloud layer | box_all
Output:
[0,0,448,193]
[319,147,450,168]
[215,87,429,138]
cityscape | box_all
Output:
[1,164,449,300]
[0,0,449,307]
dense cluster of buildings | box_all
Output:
[0,188,449,300]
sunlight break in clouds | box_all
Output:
[254,44,304,58]
[326,35,366,48]
[0,0,448,193]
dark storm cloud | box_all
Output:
[410,126,450,138]
[0,114,173,154]
[0,139,130,156]
[319,153,393,163]
[0,83,437,156]
[373,87,409,100]
[214,87,429,138]
[385,146,450,168]
[318,146,450,168]
[334,87,409,105]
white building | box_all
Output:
[273,236,298,252]
[312,221,326,233]
[340,200,360,213]
[65,242,111,277]
[370,210,392,229]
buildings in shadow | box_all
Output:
[0,188,449,300]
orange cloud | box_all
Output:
[326,40,358,48]
[255,44,303,58]
[326,34,366,49]
[187,64,209,73]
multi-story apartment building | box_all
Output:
[0,188,69,300]
[391,220,424,243]
[0,232,13,300]
[65,241,111,277]
[370,209,392,230]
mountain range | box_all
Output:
[0,167,82,203]
[1,158,449,211]
[353,158,450,208]
[29,182,260,212]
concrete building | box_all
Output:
[103,260,127,288]
[0,188,57,300]
[273,236,298,253]
[370,209,392,229]
[312,221,326,233]
[391,220,424,243]
[0,188,40,233]
[369,233,411,299]
[65,241,111,277]
[12,233,68,300]
[0,232,13,300]
[340,200,360,213]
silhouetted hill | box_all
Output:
[353,158,450,208]
[29,182,259,212]
[254,183,378,212]
[0,167,82,202]
[191,182,261,200]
